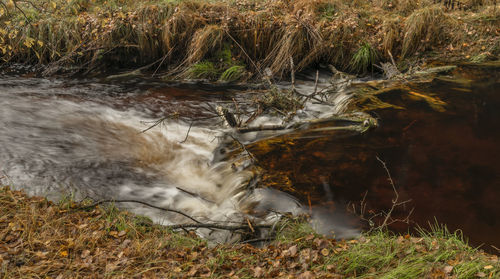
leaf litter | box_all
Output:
[1,187,499,278]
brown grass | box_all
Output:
[0,0,498,79]
[402,5,452,58]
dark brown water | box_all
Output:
[248,64,500,252]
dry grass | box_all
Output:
[0,0,498,79]
[402,5,452,58]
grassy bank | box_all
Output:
[0,0,499,80]
[1,187,498,278]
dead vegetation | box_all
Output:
[1,187,499,278]
[0,0,498,80]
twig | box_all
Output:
[0,1,10,17]
[232,98,241,126]
[152,48,174,77]
[179,121,193,143]
[313,70,319,95]
[76,199,201,224]
[175,186,215,204]
[225,30,264,78]
[376,156,397,229]
[241,237,274,244]
[17,0,42,11]
[140,116,169,133]
[387,50,397,68]
[167,223,271,231]
[376,156,413,229]
[491,245,500,253]
[236,124,288,133]
[12,0,30,23]
[290,57,295,92]
[229,134,258,163]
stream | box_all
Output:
[0,63,499,251]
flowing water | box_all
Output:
[0,64,499,250]
[0,70,360,242]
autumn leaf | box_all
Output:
[252,266,264,278]
[320,248,329,256]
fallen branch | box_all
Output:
[166,223,271,231]
[237,124,288,133]
[76,199,201,224]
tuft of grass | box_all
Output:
[274,216,317,245]
[187,60,218,80]
[381,17,402,56]
[402,5,451,58]
[185,24,224,65]
[219,65,246,82]
[350,42,380,74]
[320,225,500,278]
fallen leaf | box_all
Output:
[483,265,493,270]
[321,248,329,256]
[476,272,486,278]
[81,250,90,258]
[443,265,453,274]
[297,271,314,279]
[253,266,264,277]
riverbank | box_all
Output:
[0,0,498,80]
[0,187,498,278]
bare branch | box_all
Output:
[229,134,258,163]
[313,70,319,95]
[376,156,413,229]
[76,199,202,224]
[290,56,295,92]
[179,121,193,143]
[166,223,271,231]
[12,0,30,23]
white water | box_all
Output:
[0,74,359,242]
